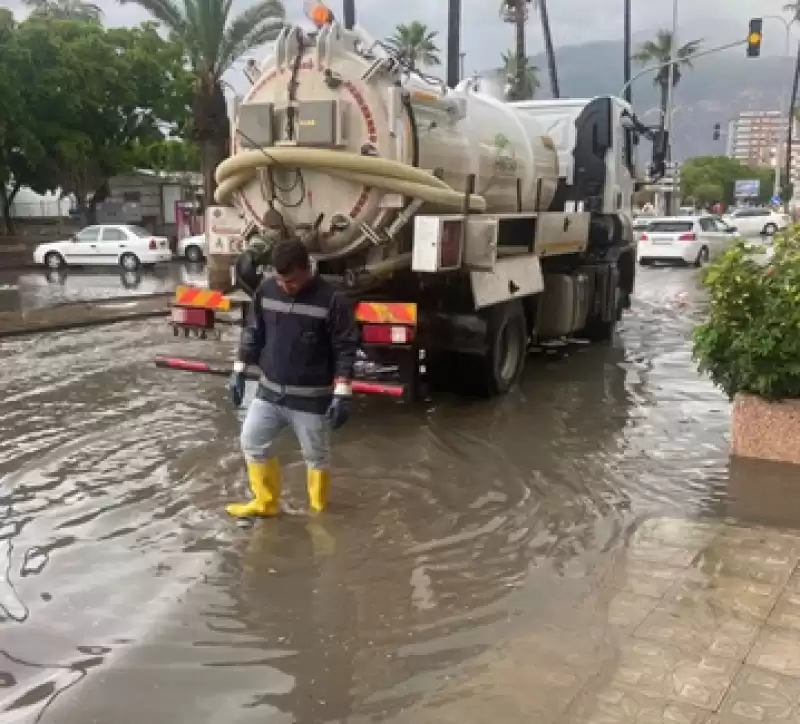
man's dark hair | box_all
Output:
[272,237,310,275]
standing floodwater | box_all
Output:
[0,266,772,723]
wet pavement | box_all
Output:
[0,262,207,313]
[2,265,800,723]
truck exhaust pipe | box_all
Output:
[447,0,461,87]
[342,0,355,29]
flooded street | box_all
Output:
[0,262,206,312]
[1,266,797,723]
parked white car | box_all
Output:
[33,225,172,271]
[637,215,738,267]
[722,208,790,236]
[176,233,206,263]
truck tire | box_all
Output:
[581,285,622,343]
[458,300,528,396]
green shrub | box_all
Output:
[693,225,800,401]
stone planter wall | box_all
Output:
[732,393,800,465]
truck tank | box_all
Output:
[214,9,559,272]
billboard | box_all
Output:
[735,179,760,198]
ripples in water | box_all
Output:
[0,267,748,722]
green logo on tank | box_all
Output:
[490,133,518,175]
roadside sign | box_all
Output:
[770,194,782,205]
[735,179,760,198]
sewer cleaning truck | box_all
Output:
[156,3,662,400]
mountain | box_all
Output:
[491,22,795,161]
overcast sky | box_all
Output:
[5,0,797,74]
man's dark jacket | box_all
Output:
[238,275,359,414]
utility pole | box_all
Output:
[447,0,461,88]
[786,41,800,201]
[342,0,355,29]
[538,0,559,97]
[623,0,632,104]
[663,0,678,214]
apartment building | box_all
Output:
[727,110,800,183]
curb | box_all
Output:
[0,309,170,340]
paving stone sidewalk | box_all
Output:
[566,517,800,723]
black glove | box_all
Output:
[326,396,352,430]
[228,372,246,407]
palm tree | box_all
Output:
[499,0,559,99]
[117,0,285,204]
[501,50,539,100]
[385,21,441,69]
[23,0,102,21]
[633,30,701,130]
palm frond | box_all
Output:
[117,0,187,34]
[219,0,285,73]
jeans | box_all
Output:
[241,397,331,469]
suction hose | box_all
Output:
[214,147,487,212]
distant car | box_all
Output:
[33,225,172,271]
[177,233,206,263]
[722,208,790,236]
[637,215,738,267]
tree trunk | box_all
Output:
[514,0,526,100]
[0,182,19,236]
[538,0,559,98]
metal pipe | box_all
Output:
[623,0,631,104]
[619,38,746,97]
[786,41,800,202]
[663,0,678,215]
[762,16,792,199]
[342,0,355,29]
[447,0,461,88]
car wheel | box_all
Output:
[120,252,140,271]
[185,245,204,263]
[44,252,65,269]
[694,246,710,268]
[638,257,653,266]
[763,223,778,236]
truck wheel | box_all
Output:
[581,286,622,342]
[461,300,528,396]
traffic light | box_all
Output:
[747,18,762,58]
[712,123,721,141]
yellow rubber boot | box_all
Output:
[226,458,282,518]
[307,468,330,514]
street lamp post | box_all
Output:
[663,0,678,215]
[762,15,793,200]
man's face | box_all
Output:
[276,266,312,296]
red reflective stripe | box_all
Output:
[178,287,202,305]
[351,380,405,397]
[158,357,212,372]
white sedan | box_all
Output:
[637,215,738,267]
[176,234,206,263]
[723,208,791,236]
[33,225,172,271]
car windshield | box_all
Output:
[647,221,694,233]
[125,226,152,237]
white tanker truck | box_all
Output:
[157,4,662,399]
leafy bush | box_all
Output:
[693,225,800,401]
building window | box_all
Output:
[122,191,141,203]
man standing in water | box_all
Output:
[227,237,359,517]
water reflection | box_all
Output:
[0,262,208,312]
